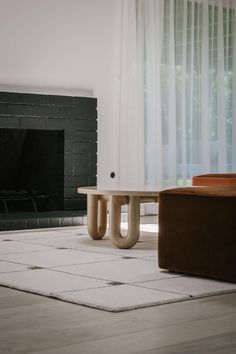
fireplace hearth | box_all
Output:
[0,91,97,230]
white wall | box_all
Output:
[0,0,121,187]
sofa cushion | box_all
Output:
[192,173,236,187]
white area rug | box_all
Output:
[0,223,236,312]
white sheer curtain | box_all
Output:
[117,0,144,187]
[133,0,236,186]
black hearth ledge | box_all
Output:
[0,210,87,231]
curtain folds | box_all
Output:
[141,0,236,186]
[118,0,144,187]
[118,0,236,187]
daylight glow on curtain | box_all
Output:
[118,0,144,187]
[137,0,236,186]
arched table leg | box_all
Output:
[109,195,140,249]
[87,195,107,240]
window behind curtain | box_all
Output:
[138,0,236,186]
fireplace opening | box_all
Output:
[0,128,64,213]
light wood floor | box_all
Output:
[1,285,236,354]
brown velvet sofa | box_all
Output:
[192,173,236,187]
[158,174,236,283]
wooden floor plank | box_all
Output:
[1,286,236,354]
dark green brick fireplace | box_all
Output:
[0,91,97,229]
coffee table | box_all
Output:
[77,187,159,249]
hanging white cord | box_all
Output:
[201,0,210,172]
[217,0,227,171]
